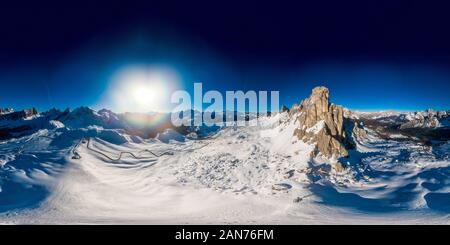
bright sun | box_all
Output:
[132,82,162,106]
[105,65,181,113]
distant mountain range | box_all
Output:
[1,100,449,145]
[1,87,450,223]
[0,107,258,141]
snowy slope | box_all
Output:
[0,110,449,224]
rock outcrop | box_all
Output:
[291,86,350,158]
[400,109,449,129]
[351,121,368,141]
[344,119,368,146]
[280,105,289,113]
[0,108,14,115]
[0,107,37,121]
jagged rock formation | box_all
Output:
[400,109,449,129]
[0,107,37,121]
[351,121,368,140]
[280,105,289,113]
[0,108,14,115]
[350,109,450,129]
[291,86,350,158]
[344,119,368,146]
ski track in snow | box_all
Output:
[0,113,449,224]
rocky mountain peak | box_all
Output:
[0,108,14,115]
[280,105,289,113]
[292,86,350,158]
[0,107,38,121]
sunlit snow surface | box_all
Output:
[0,113,449,224]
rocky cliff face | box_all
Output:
[291,86,350,158]
[0,108,14,115]
[0,107,37,121]
[280,105,289,113]
[400,109,449,129]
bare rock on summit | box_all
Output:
[291,86,349,158]
[280,105,289,113]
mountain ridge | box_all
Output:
[1,88,449,158]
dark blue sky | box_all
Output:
[1,1,449,112]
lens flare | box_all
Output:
[103,65,181,113]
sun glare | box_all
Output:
[104,65,181,113]
[132,82,163,107]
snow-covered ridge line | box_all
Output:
[347,108,450,129]
[1,87,450,224]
